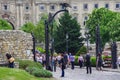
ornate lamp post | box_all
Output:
[45,3,71,70]
[31,32,36,62]
[66,33,69,54]
[111,41,117,69]
[85,28,90,51]
[95,25,102,56]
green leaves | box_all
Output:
[0,19,13,30]
[86,8,120,47]
[54,12,84,54]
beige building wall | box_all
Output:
[0,0,120,30]
[0,0,120,55]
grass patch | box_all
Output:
[0,67,54,80]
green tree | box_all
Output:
[86,8,116,47]
[107,13,120,41]
[76,46,87,56]
[20,22,35,33]
[20,14,47,43]
[0,19,13,30]
[34,14,47,43]
[54,12,84,54]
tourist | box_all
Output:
[96,53,103,71]
[69,54,75,70]
[78,54,84,68]
[6,53,15,68]
[85,52,92,74]
[59,53,66,77]
[51,55,57,72]
[64,52,69,68]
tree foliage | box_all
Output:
[76,46,87,56]
[20,15,47,43]
[54,12,84,54]
[0,19,13,30]
[86,8,119,47]
[20,22,35,33]
[107,13,120,41]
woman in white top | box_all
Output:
[78,55,84,68]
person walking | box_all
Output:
[78,54,84,68]
[64,52,69,68]
[96,53,103,71]
[85,52,92,74]
[69,54,75,70]
[52,56,57,72]
[60,53,66,77]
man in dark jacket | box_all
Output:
[85,52,92,74]
[60,53,66,77]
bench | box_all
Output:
[0,62,19,68]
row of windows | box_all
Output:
[2,3,120,12]
[82,3,120,10]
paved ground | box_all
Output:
[52,66,120,80]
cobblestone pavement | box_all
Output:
[52,67,120,80]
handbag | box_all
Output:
[9,57,15,63]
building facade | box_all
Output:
[0,0,120,55]
[0,0,120,30]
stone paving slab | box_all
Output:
[52,66,120,80]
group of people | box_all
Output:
[58,51,105,76]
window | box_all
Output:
[4,5,7,10]
[25,4,30,11]
[116,3,120,9]
[39,4,45,11]
[83,16,88,26]
[94,4,98,8]
[105,4,109,8]
[84,16,88,20]
[83,4,88,10]
[61,5,65,10]
[2,4,9,11]
[50,5,55,10]
[73,6,78,11]
[24,14,30,23]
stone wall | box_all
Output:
[0,30,33,62]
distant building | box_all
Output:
[0,0,120,55]
[0,0,120,31]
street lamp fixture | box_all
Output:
[45,3,71,70]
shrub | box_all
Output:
[74,56,79,65]
[26,67,52,78]
[76,46,87,56]
[17,60,43,70]
[91,56,96,67]
[36,46,45,53]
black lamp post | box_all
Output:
[95,25,103,69]
[45,3,70,70]
[85,28,90,51]
[31,32,36,62]
[66,33,69,54]
[111,41,117,69]
[95,25,102,56]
